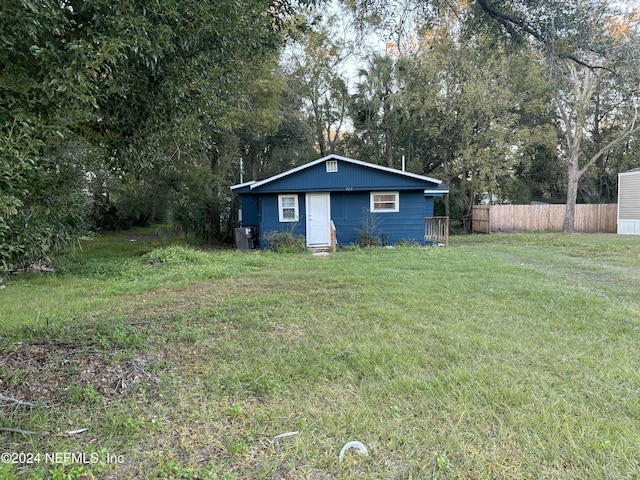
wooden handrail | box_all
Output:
[330,220,337,252]
[424,217,449,246]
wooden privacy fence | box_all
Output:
[472,204,617,233]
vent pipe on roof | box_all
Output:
[402,155,405,172]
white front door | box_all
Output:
[306,193,331,246]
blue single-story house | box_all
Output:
[230,154,449,249]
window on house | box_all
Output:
[278,194,299,222]
[326,160,338,172]
[371,192,399,212]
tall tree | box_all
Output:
[349,0,640,231]
[351,54,405,167]
[401,29,555,223]
[458,0,640,231]
[283,9,351,156]
[234,61,288,181]
[1,0,294,267]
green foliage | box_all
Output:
[355,209,382,247]
[0,134,89,270]
[263,229,307,253]
[394,237,421,247]
[106,174,171,230]
[1,0,298,267]
[343,0,638,229]
[156,457,198,479]
[283,9,352,156]
[347,53,406,167]
[337,11,562,226]
[235,60,316,181]
[3,232,640,477]
[66,384,104,406]
[141,246,208,266]
[0,464,17,480]
[391,30,557,223]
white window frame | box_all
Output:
[326,160,338,172]
[278,194,299,222]
[370,191,399,212]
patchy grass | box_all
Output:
[1,232,640,479]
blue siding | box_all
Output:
[424,196,435,218]
[246,191,436,248]
[259,193,306,248]
[331,191,432,246]
[253,159,438,193]
[239,195,259,226]
[232,156,447,249]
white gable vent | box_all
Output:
[326,160,338,172]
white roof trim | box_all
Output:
[424,188,449,194]
[230,180,257,191]
[249,154,443,190]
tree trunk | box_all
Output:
[383,96,393,168]
[443,149,451,218]
[311,94,327,157]
[208,148,221,242]
[317,127,327,157]
[564,162,580,233]
[384,127,393,168]
[250,154,259,181]
[556,62,592,232]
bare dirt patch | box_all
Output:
[0,340,158,408]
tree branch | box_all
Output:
[555,97,574,145]
[578,123,640,178]
[475,0,617,74]
[475,0,543,42]
[0,427,39,435]
[131,359,160,384]
[0,394,36,408]
[559,53,616,74]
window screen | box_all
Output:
[278,195,299,222]
[371,192,399,212]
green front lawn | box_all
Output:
[1,232,639,479]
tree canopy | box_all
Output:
[349,0,640,231]
[2,0,639,268]
[1,0,293,268]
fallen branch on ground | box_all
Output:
[272,431,298,480]
[131,359,159,384]
[0,394,36,408]
[0,427,39,435]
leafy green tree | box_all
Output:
[448,0,640,231]
[390,22,556,224]
[262,85,317,174]
[1,0,297,267]
[0,0,97,269]
[350,54,406,167]
[348,0,640,232]
[234,61,298,181]
[283,9,352,156]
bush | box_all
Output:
[356,231,382,248]
[141,246,207,266]
[395,238,422,247]
[1,159,89,270]
[263,230,306,253]
[356,208,382,247]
